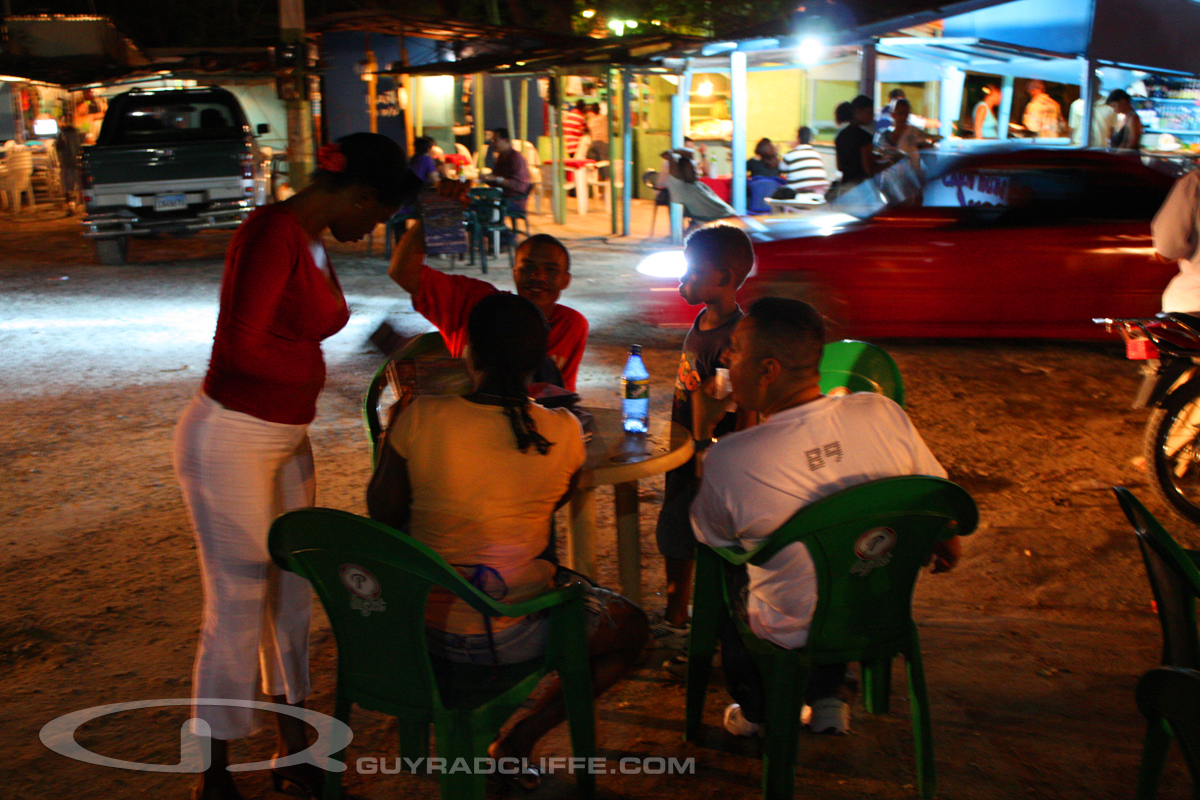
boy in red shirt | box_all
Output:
[388,222,587,391]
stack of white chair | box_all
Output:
[0,141,36,214]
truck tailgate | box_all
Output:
[87,141,246,186]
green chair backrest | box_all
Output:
[362,332,451,465]
[1115,487,1200,670]
[715,476,976,663]
[268,508,582,718]
[1137,666,1200,784]
[819,339,905,408]
[468,186,506,227]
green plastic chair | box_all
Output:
[684,476,978,800]
[362,332,450,467]
[268,508,596,800]
[1136,666,1200,800]
[818,339,905,408]
[466,186,514,274]
[1113,487,1200,799]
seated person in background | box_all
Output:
[482,127,531,217]
[746,138,782,179]
[780,127,829,195]
[389,210,587,391]
[690,297,960,737]
[586,103,610,180]
[367,293,649,779]
[661,148,736,230]
[409,136,442,186]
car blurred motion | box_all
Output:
[638,148,1180,339]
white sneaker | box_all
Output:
[805,698,850,735]
[723,703,765,737]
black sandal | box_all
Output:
[270,763,325,798]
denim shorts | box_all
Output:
[425,569,619,665]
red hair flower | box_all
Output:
[317,143,347,173]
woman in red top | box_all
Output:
[174,133,410,800]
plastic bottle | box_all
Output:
[621,344,650,434]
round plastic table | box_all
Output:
[569,408,694,605]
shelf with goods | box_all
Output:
[1133,76,1200,142]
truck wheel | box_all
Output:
[95,237,129,265]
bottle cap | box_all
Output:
[629,344,643,355]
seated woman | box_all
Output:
[366,292,649,783]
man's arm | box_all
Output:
[1153,173,1200,262]
[388,219,426,296]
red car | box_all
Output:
[639,148,1179,339]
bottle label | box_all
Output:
[622,378,649,400]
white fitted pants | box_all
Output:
[174,391,315,740]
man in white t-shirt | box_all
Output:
[690,297,959,737]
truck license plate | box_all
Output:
[153,193,188,212]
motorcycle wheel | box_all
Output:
[1146,377,1200,524]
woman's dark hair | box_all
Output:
[467,293,554,455]
[312,132,413,206]
[413,135,435,155]
[1107,89,1131,106]
[835,101,853,124]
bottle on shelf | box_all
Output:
[621,344,650,434]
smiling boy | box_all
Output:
[389,222,587,391]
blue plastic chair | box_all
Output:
[747,176,787,214]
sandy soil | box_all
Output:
[1,209,1196,799]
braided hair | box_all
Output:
[467,293,554,455]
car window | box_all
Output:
[106,96,245,144]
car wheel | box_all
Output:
[744,276,851,340]
[95,237,129,265]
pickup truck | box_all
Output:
[80,87,270,264]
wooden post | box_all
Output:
[553,71,567,225]
[504,79,515,140]
[518,78,529,147]
[621,68,633,237]
[473,73,485,168]
[280,0,313,189]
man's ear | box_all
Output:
[761,357,782,385]
[560,270,572,291]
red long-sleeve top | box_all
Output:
[203,205,350,425]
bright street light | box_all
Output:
[797,36,825,65]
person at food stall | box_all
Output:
[174,133,411,800]
[1069,86,1116,147]
[1152,169,1200,313]
[1022,80,1066,138]
[746,138,782,178]
[366,292,649,788]
[972,85,1002,139]
[585,104,610,180]
[834,95,880,191]
[482,127,531,217]
[564,99,588,157]
[875,99,935,168]
[55,112,84,216]
[1106,89,1143,151]
[834,101,852,129]
[877,88,906,131]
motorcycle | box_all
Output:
[1095,312,1200,523]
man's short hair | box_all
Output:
[515,233,570,272]
[850,94,874,112]
[684,223,755,286]
[834,102,852,124]
[493,127,511,142]
[1107,89,1131,105]
[745,297,825,375]
[892,98,911,113]
[888,88,906,101]
[797,126,812,145]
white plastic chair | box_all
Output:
[522,140,546,215]
[1,143,36,214]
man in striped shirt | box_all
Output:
[780,126,829,195]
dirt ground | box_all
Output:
[1,208,1196,799]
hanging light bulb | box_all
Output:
[697,80,713,97]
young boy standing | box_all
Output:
[653,224,755,671]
